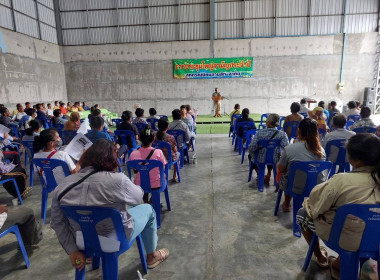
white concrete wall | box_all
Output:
[0,27,67,109]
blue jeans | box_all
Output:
[127,204,158,254]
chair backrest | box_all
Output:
[282,121,300,141]
[236,121,256,138]
[260,113,268,126]
[231,114,242,125]
[62,130,77,145]
[46,118,52,128]
[167,129,186,149]
[325,139,348,165]
[300,113,308,119]
[52,124,64,137]
[111,118,123,127]
[327,204,380,255]
[245,129,257,148]
[152,140,173,164]
[135,123,148,133]
[158,115,168,119]
[60,206,128,256]
[22,140,35,158]
[146,118,159,131]
[286,161,332,197]
[9,123,19,138]
[255,139,281,165]
[346,114,361,129]
[114,130,137,147]
[126,160,165,192]
[318,128,326,141]
[352,127,377,134]
[32,158,71,192]
[277,116,286,130]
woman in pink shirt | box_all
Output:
[130,128,166,202]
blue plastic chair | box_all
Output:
[274,161,332,237]
[33,158,71,224]
[52,124,64,138]
[158,115,168,119]
[60,206,148,279]
[277,116,285,130]
[146,118,159,131]
[135,123,148,133]
[346,114,361,129]
[127,160,171,229]
[114,130,141,159]
[9,123,19,138]
[282,121,300,142]
[300,113,308,119]
[325,139,350,178]
[22,140,36,187]
[302,204,380,279]
[166,130,190,168]
[229,114,242,137]
[235,121,256,155]
[352,127,377,134]
[231,118,240,146]
[0,178,24,205]
[152,140,181,184]
[62,130,78,145]
[46,118,52,128]
[318,128,326,141]
[259,113,269,129]
[241,129,257,164]
[0,224,30,268]
[111,118,123,127]
[248,139,281,192]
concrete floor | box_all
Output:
[0,134,334,280]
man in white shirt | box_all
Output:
[344,101,360,117]
[299,98,311,114]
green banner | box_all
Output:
[173,57,253,79]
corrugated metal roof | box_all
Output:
[59,0,86,11]
[88,10,117,27]
[244,18,273,37]
[181,0,209,4]
[215,1,243,20]
[309,15,343,35]
[180,3,209,22]
[0,5,13,30]
[118,0,148,8]
[149,5,178,24]
[62,29,89,45]
[216,20,243,39]
[180,22,209,40]
[276,0,309,17]
[89,27,118,44]
[0,0,10,7]
[38,0,54,10]
[13,0,36,18]
[38,3,56,26]
[118,8,148,25]
[14,11,39,38]
[150,23,178,41]
[61,11,88,29]
[119,25,148,42]
[310,0,344,15]
[344,13,378,33]
[87,0,117,10]
[346,0,379,14]
[245,0,274,19]
[276,17,308,36]
[40,22,57,43]
[150,0,178,6]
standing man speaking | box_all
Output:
[212,88,224,117]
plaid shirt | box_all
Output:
[133,117,148,125]
[350,118,376,130]
[248,128,289,163]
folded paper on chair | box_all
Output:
[75,231,120,253]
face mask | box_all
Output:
[56,140,63,147]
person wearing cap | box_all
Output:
[309,107,327,130]
[248,114,289,184]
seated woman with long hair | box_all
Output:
[50,139,169,271]
[296,133,380,278]
[277,118,326,212]
[64,112,81,131]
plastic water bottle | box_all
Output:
[192,154,197,164]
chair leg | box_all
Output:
[164,186,171,211]
[136,235,148,274]
[241,148,245,164]
[340,252,360,280]
[175,162,181,183]
[13,225,30,268]
[257,164,265,192]
[24,153,28,169]
[292,198,302,237]
[248,161,253,182]
[41,188,48,224]
[92,256,100,269]
[274,190,283,216]
[179,150,184,169]
[12,178,24,205]
[102,254,119,280]
[75,267,86,280]
[302,233,318,271]
[151,191,161,229]
[29,163,34,187]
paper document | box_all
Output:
[64,133,92,161]
[0,212,7,230]
[77,119,89,135]
[0,124,11,139]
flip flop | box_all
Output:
[328,256,340,280]
[313,246,329,268]
[147,248,170,269]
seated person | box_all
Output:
[59,102,68,115]
[186,105,196,123]
[248,114,289,184]
[35,104,48,128]
[64,112,80,131]
[52,109,67,125]
[146,108,160,120]
[22,120,42,141]
[168,109,191,149]
[11,104,20,119]
[318,101,329,121]
[299,98,311,115]
[0,204,42,247]
[19,108,36,130]
[322,114,355,149]
[53,101,60,110]
[34,128,79,183]
[180,105,195,133]
[296,133,380,277]
[66,102,72,112]
[116,110,139,149]
[89,108,109,131]
[0,107,13,128]
[277,118,326,212]
[236,108,256,137]
[70,102,80,112]
[309,107,327,131]
[283,102,304,137]
[85,116,113,143]
[133,108,148,125]
[1,133,21,165]
[155,117,179,182]
[50,139,169,271]
[327,101,340,128]
[350,106,376,131]
[82,101,90,111]
[130,128,166,202]
[11,104,26,122]
[47,103,54,117]
[344,101,360,117]
[229,103,241,120]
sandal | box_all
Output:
[21,186,32,200]
[328,256,340,279]
[170,178,178,183]
[147,248,170,269]
[313,246,329,268]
